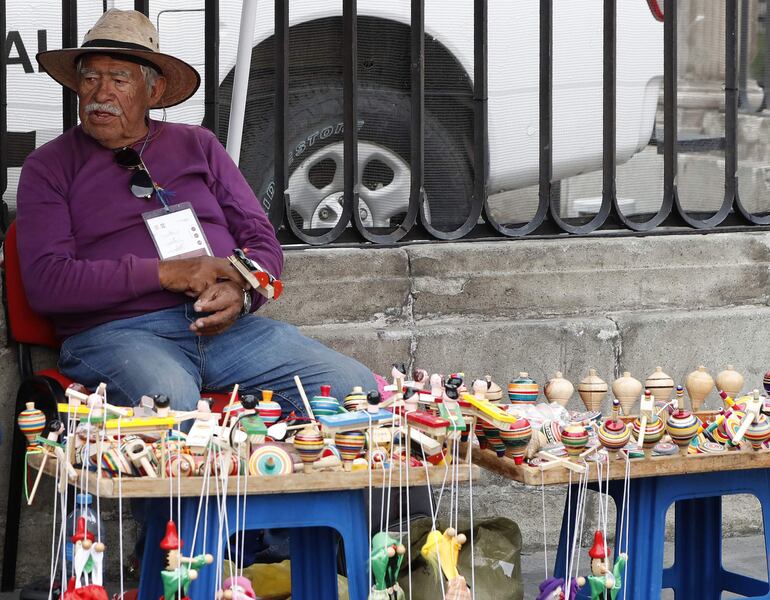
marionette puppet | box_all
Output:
[586,531,627,600]
[159,520,214,600]
[63,517,108,600]
[420,527,471,600]
[369,531,406,600]
[536,576,585,600]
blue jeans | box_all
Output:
[59,302,377,415]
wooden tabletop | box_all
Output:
[28,452,478,498]
[472,446,770,486]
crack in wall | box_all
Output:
[606,315,623,381]
[404,250,418,374]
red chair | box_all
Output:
[1,220,235,591]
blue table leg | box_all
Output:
[290,526,340,600]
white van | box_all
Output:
[4,0,663,229]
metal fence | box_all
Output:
[1,0,769,244]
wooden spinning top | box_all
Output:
[665,408,700,455]
[293,425,325,473]
[17,402,46,448]
[544,371,573,407]
[611,372,643,416]
[561,423,589,458]
[685,366,715,412]
[507,372,539,405]
[644,367,674,404]
[577,369,607,412]
[715,365,744,398]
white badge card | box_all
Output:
[143,202,213,260]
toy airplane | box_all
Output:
[228,248,283,300]
[460,393,518,431]
[318,408,394,434]
[390,405,451,437]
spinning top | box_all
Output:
[366,390,382,414]
[665,408,700,455]
[293,425,325,473]
[240,394,258,411]
[508,372,539,405]
[484,375,504,402]
[763,372,770,396]
[716,365,744,398]
[482,422,506,457]
[597,400,631,456]
[644,367,674,404]
[17,402,46,448]
[334,430,366,470]
[248,445,293,476]
[632,414,665,450]
[152,393,171,417]
[544,372,574,407]
[499,419,532,465]
[310,385,342,417]
[577,369,608,412]
[257,390,282,425]
[561,423,589,458]
[612,372,643,416]
[744,415,770,451]
[343,386,368,412]
[685,366,715,412]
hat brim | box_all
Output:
[37,47,201,109]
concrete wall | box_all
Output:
[3,230,770,586]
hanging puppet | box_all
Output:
[159,520,214,600]
[536,576,585,600]
[586,531,627,600]
[369,532,406,600]
[420,527,471,600]
[63,517,108,600]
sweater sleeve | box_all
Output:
[15,156,162,315]
[198,129,284,310]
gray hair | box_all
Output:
[76,56,160,94]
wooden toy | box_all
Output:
[122,437,158,477]
[544,371,574,407]
[483,375,504,402]
[420,528,470,599]
[248,445,294,476]
[69,515,106,593]
[219,576,257,600]
[631,391,658,452]
[561,423,589,458]
[293,425,325,473]
[482,422,506,457]
[159,520,214,600]
[586,531,627,600]
[344,386,368,411]
[665,408,700,455]
[227,249,283,300]
[745,415,770,450]
[27,419,74,505]
[577,369,608,412]
[536,577,585,600]
[764,372,770,396]
[611,372,642,416]
[731,390,764,445]
[598,400,632,457]
[508,372,539,405]
[716,365,744,397]
[17,402,46,448]
[499,419,532,464]
[685,366,714,411]
[644,367,674,404]
[334,431,367,470]
[318,407,394,434]
[369,532,406,600]
[461,393,518,432]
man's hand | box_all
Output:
[158,256,247,297]
[189,280,245,336]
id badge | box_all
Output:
[143,202,213,260]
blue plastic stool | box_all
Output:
[138,489,369,600]
[554,468,770,599]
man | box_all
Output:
[16,9,376,413]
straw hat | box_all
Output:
[37,9,200,108]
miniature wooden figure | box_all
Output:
[685,366,714,411]
[159,520,214,600]
[716,365,744,397]
[586,531,627,600]
[611,372,642,416]
[219,576,257,600]
[536,577,585,600]
[644,367,674,404]
[544,371,574,407]
[577,369,608,412]
[70,516,106,590]
[484,375,504,402]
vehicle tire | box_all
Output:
[239,86,473,232]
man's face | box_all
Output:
[77,54,165,148]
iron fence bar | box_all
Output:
[537,0,554,233]
[602,0,617,221]
[286,0,355,243]
[134,0,149,15]
[663,0,680,223]
[62,0,78,132]
[763,1,769,111]
[483,0,548,237]
[202,0,219,135]
[270,0,288,231]
[738,0,751,108]
[355,0,424,243]
[421,0,487,240]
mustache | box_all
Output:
[84,102,122,116]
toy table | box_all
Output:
[29,453,478,600]
[474,448,770,599]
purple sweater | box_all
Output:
[16,120,283,338]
